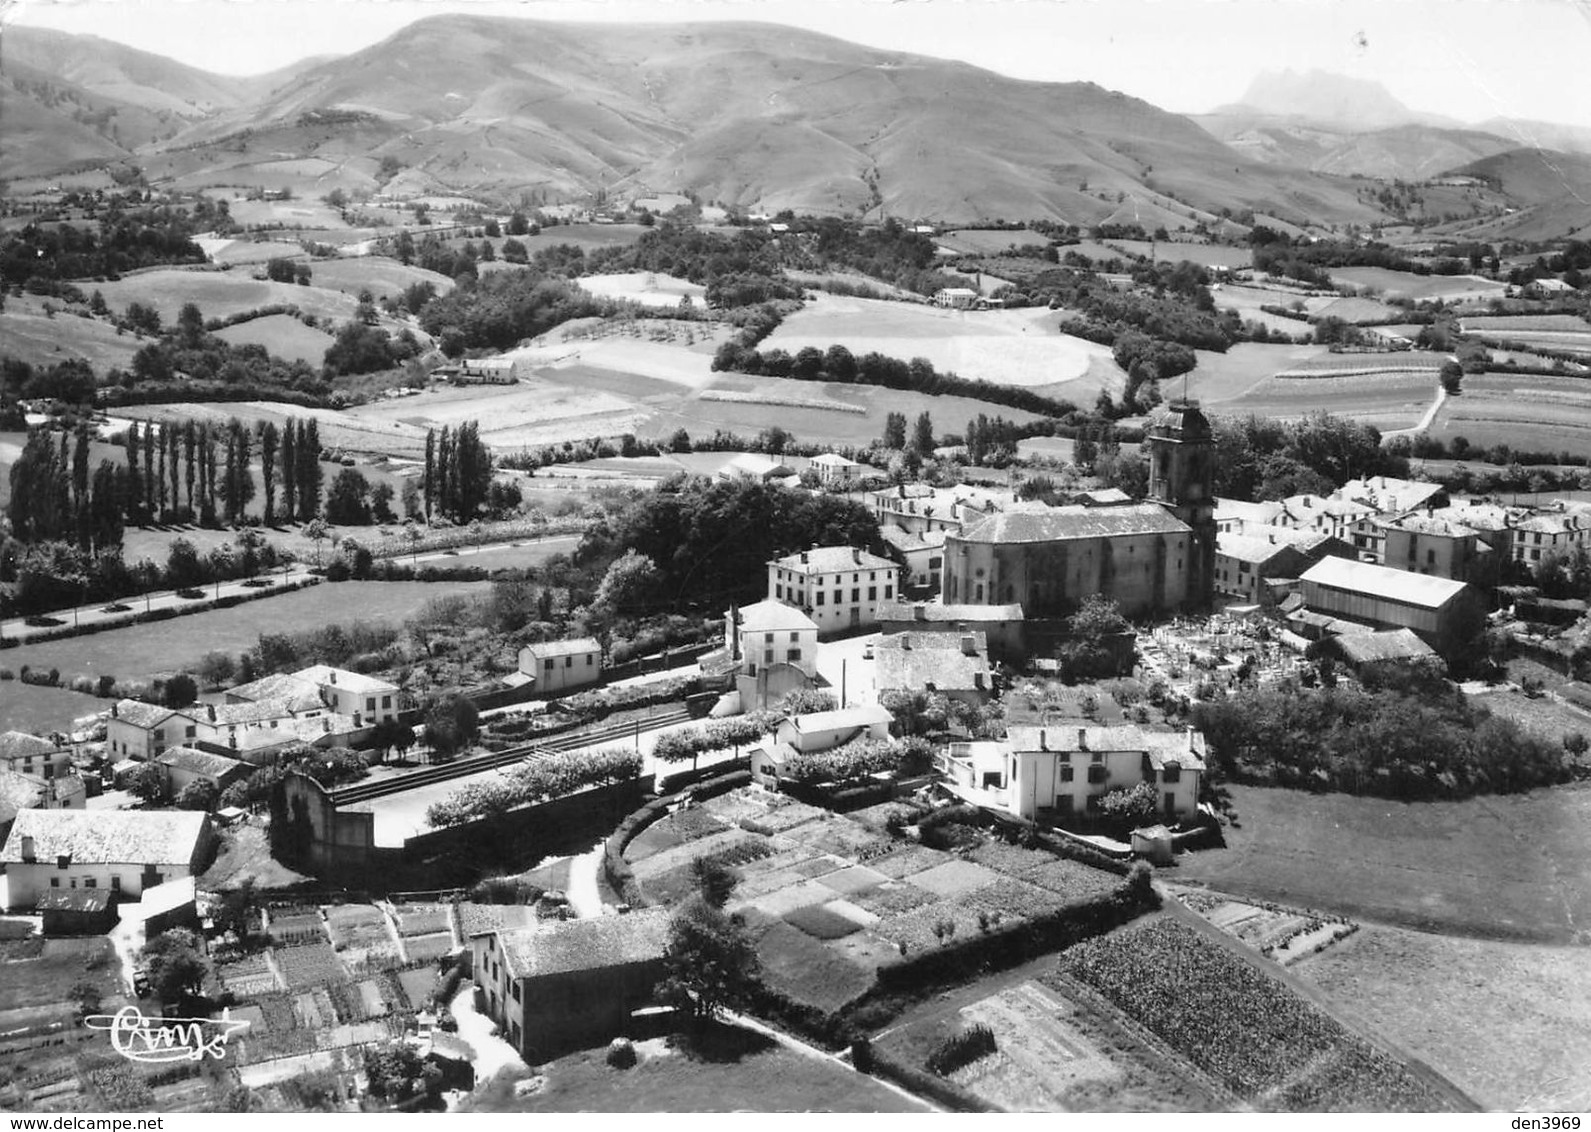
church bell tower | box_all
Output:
[1146,399,1216,610]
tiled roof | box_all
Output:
[810,453,861,467]
[0,768,46,826]
[1216,533,1306,566]
[0,809,208,866]
[786,704,894,733]
[880,527,948,553]
[0,732,59,761]
[1377,514,1479,538]
[1339,477,1445,513]
[295,665,399,696]
[771,546,898,574]
[1332,629,1437,665]
[721,453,794,477]
[1005,724,1207,770]
[1215,498,1286,525]
[878,601,1025,623]
[110,700,183,730]
[499,909,670,978]
[1301,557,1469,609]
[735,599,818,633]
[957,502,1188,544]
[875,635,991,693]
[458,903,536,939]
[36,888,112,914]
[154,747,251,779]
[225,672,319,704]
[523,637,602,659]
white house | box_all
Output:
[456,357,520,384]
[0,732,73,783]
[518,637,603,694]
[716,453,796,483]
[808,452,866,486]
[227,665,401,726]
[941,725,1206,823]
[767,546,900,634]
[153,748,254,800]
[730,600,819,679]
[934,287,979,309]
[880,527,948,592]
[105,702,200,763]
[0,809,213,911]
[753,704,893,785]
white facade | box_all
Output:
[767,546,900,634]
[0,810,212,911]
[518,638,603,693]
[0,733,73,783]
[731,600,819,678]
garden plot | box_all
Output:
[870,845,955,879]
[909,859,1004,898]
[950,981,1127,1111]
[402,932,457,964]
[324,904,393,951]
[218,953,280,997]
[1176,889,1357,966]
[392,904,453,939]
[267,911,326,947]
[745,916,878,1015]
[625,807,732,862]
[271,942,349,989]
[576,272,706,308]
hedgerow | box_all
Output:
[425,746,642,828]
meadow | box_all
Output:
[1328,267,1505,303]
[1427,373,1591,458]
[215,314,336,366]
[91,269,366,327]
[1107,240,1255,269]
[1192,369,1436,432]
[1294,923,1591,1111]
[934,229,1051,255]
[760,293,1123,393]
[0,294,142,371]
[300,257,456,302]
[575,271,706,308]
[1176,783,1591,943]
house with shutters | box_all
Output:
[0,809,213,911]
[766,545,900,634]
[940,724,1206,823]
[0,732,73,784]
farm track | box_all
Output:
[328,707,693,804]
[1159,896,1482,1112]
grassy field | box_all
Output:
[0,294,142,371]
[468,1026,925,1112]
[1184,343,1329,406]
[92,269,368,328]
[935,229,1051,255]
[576,272,706,308]
[1293,923,1591,1111]
[1194,369,1436,431]
[0,580,490,708]
[761,293,1124,393]
[1329,267,1505,302]
[1427,373,1591,458]
[301,257,456,303]
[1177,783,1591,943]
[1108,240,1255,269]
[1469,686,1591,743]
[215,314,336,366]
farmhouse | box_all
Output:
[1524,277,1576,298]
[455,357,521,384]
[933,287,979,309]
[1276,493,1379,542]
[0,809,212,911]
[228,665,401,727]
[1296,557,1485,656]
[870,482,1008,536]
[106,702,199,763]
[152,747,254,799]
[874,631,993,705]
[1509,503,1591,568]
[1339,476,1448,516]
[808,452,866,485]
[0,732,71,783]
[470,909,672,1057]
[767,545,900,634]
[518,638,603,694]
[943,401,1216,619]
[0,766,82,843]
[941,725,1206,822]
[878,600,1026,662]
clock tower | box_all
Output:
[1146,399,1216,609]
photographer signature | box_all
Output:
[84,1006,249,1063]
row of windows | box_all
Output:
[773,585,894,605]
[775,568,886,583]
[543,655,596,671]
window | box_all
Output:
[49,877,59,888]
[544,659,555,672]
[1162,764,1181,783]
[764,650,774,664]
[1059,766,1074,782]
[789,632,800,642]
[586,655,594,665]
[1087,764,1108,784]
[111,875,121,891]
[851,588,860,603]
[42,765,52,780]
[868,586,877,600]
[564,656,573,668]
[83,877,96,888]
[382,695,391,708]
[775,584,783,599]
[1427,549,1436,565]
[885,585,893,598]
[765,632,774,643]
[788,648,801,662]
[185,725,196,738]
[816,592,825,606]
[366,697,376,712]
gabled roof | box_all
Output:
[957,502,1189,544]
[1301,557,1470,609]
[879,527,948,554]
[295,665,399,696]
[771,546,897,574]
[498,908,671,979]
[225,671,320,705]
[1376,514,1479,538]
[1339,476,1445,514]
[721,453,794,477]
[458,902,536,939]
[1332,629,1438,665]
[810,452,862,467]
[875,634,991,693]
[735,599,818,633]
[0,809,208,866]
[0,732,59,761]
[523,637,602,659]
[1216,533,1308,567]
[36,888,112,914]
[0,768,47,826]
[878,601,1025,623]
[154,747,251,780]
[1005,724,1207,770]
[110,700,186,731]
[785,704,894,733]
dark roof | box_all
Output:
[876,634,991,693]
[1146,399,1213,440]
[110,700,184,730]
[957,502,1189,544]
[499,909,671,978]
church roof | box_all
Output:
[956,502,1189,545]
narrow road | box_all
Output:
[563,840,606,919]
[1383,384,1447,439]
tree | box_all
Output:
[303,518,330,566]
[911,411,935,457]
[655,896,761,1025]
[165,537,204,589]
[371,481,397,523]
[691,857,739,909]
[369,717,415,763]
[593,550,660,619]
[124,762,166,804]
[1440,359,1464,396]
[163,673,198,708]
[424,693,479,760]
[325,468,372,525]
[141,928,208,1003]
[882,411,908,450]
[362,1041,442,1105]
[175,779,218,812]
[258,421,279,524]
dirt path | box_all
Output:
[720,1009,937,1113]
[449,980,523,1086]
[1160,893,1481,1111]
[1384,384,1447,438]
[564,840,606,919]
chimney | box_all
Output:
[207,704,216,722]
[902,636,912,650]
[1078,728,1088,750]
[914,604,926,621]
[800,551,808,564]
[328,672,337,684]
[961,634,976,656]
[110,704,118,719]
[19,835,35,863]
[853,548,861,565]
[1039,729,1047,751]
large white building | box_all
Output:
[0,809,212,910]
[767,545,900,634]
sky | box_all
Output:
[7,0,1591,128]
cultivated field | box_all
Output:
[1107,240,1255,269]
[760,293,1124,393]
[1293,923,1591,1111]
[1192,369,1436,432]
[350,377,647,452]
[215,314,336,365]
[219,197,349,231]
[1176,783,1591,943]
[934,229,1051,255]
[576,271,706,308]
[1427,373,1591,459]
[1206,283,1334,334]
[199,237,306,267]
[1184,343,1330,407]
[1328,267,1505,303]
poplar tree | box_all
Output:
[258,420,279,524]
[280,420,297,523]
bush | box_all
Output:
[606,1038,637,1068]
[926,1024,997,1075]
[175,588,205,599]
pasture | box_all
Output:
[576,271,706,308]
[219,196,349,231]
[1328,267,1505,303]
[1293,923,1591,1111]
[1184,342,1329,407]
[1427,373,1591,459]
[199,238,306,267]
[1194,369,1436,432]
[0,295,141,371]
[760,293,1124,393]
[91,269,365,327]
[301,257,456,303]
[350,377,647,452]
[1208,283,1334,334]
[935,229,1051,255]
[0,580,492,697]
[1107,240,1255,269]
[1175,783,1591,943]
[215,314,336,366]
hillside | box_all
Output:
[8,16,1391,228]
[1435,148,1591,242]
[1194,114,1516,182]
[1215,69,1453,132]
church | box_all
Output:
[942,400,1217,619]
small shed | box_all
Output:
[1131,824,1175,865]
[37,887,115,935]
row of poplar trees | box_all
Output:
[421,421,493,524]
[121,416,323,527]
